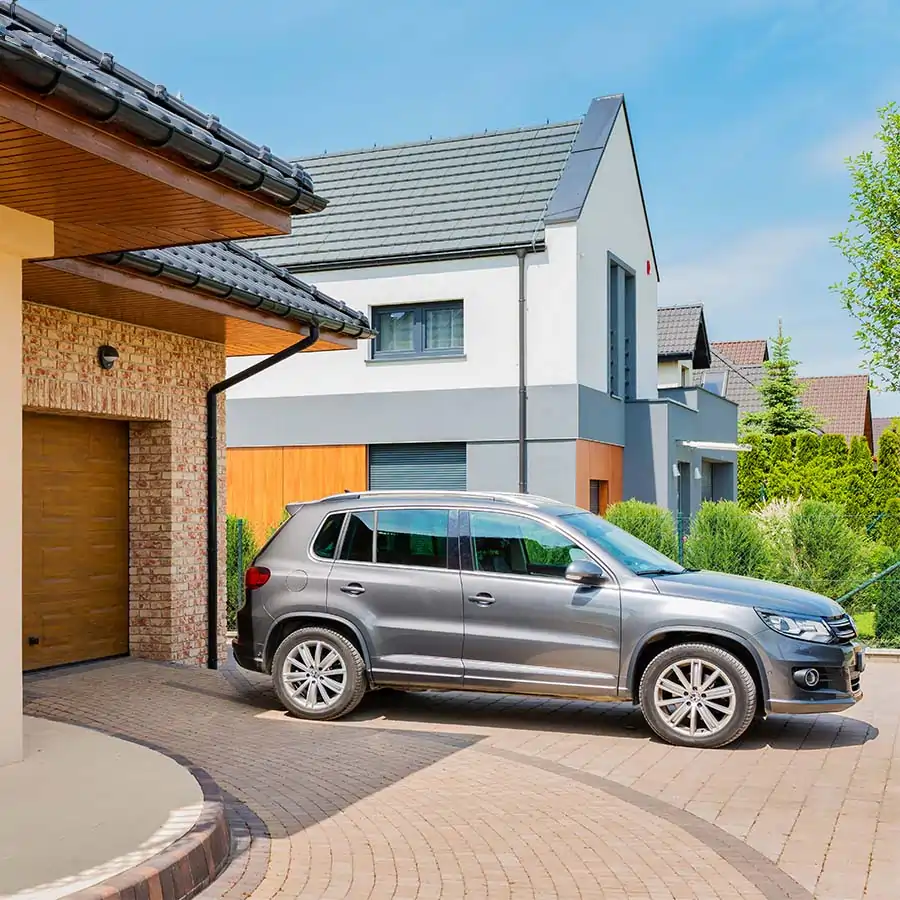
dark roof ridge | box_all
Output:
[301,119,584,162]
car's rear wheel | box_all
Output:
[273,627,367,721]
[639,643,756,748]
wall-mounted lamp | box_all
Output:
[694,467,702,480]
[672,464,681,478]
[97,345,119,371]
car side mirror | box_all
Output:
[565,559,607,586]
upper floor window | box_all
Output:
[608,259,637,400]
[372,301,464,360]
[701,370,728,397]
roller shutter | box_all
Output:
[368,443,467,491]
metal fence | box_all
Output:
[837,561,900,648]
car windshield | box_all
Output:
[559,512,685,576]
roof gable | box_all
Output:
[798,375,870,438]
[657,304,711,368]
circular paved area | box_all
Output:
[23,657,900,900]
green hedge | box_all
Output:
[605,499,678,560]
[683,502,768,577]
[226,515,258,630]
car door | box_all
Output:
[326,507,464,688]
[460,509,621,697]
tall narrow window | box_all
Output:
[608,261,621,396]
[609,259,637,399]
[623,270,637,400]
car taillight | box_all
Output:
[245,566,271,590]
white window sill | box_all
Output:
[365,354,467,367]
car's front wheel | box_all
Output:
[272,627,367,721]
[639,643,757,748]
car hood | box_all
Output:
[651,569,845,618]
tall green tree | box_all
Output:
[831,104,900,389]
[766,434,796,500]
[843,435,876,531]
[816,434,849,500]
[875,428,900,511]
[742,321,821,436]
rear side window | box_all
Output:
[340,511,376,562]
[376,509,449,569]
[312,513,345,560]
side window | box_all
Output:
[470,512,582,579]
[339,511,375,562]
[376,509,449,569]
[312,513,345,560]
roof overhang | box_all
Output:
[677,440,752,452]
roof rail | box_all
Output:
[308,489,547,508]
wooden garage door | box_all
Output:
[23,413,129,671]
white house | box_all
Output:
[225,95,738,535]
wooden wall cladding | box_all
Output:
[575,440,624,513]
[227,445,367,540]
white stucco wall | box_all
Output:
[574,107,658,400]
[658,358,693,388]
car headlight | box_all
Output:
[756,609,834,643]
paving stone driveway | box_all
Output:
[23,657,900,900]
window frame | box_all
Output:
[459,508,612,585]
[371,300,464,361]
[701,369,728,397]
[324,506,461,573]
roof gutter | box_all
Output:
[206,326,319,669]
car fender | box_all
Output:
[625,625,770,700]
[264,611,374,672]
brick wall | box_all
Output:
[22,302,227,665]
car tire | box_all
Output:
[272,627,367,721]
[639,642,757,749]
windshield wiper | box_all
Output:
[636,567,686,577]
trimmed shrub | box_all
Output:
[605,499,678,560]
[737,432,770,508]
[843,435,875,532]
[683,501,769,577]
[766,434,797,500]
[782,500,868,598]
[226,515,258,630]
[814,434,849,501]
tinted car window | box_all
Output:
[376,509,449,569]
[340,511,375,562]
[312,513,345,560]
[470,512,583,579]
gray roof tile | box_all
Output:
[242,122,582,269]
[0,2,324,214]
[657,304,710,366]
[87,242,372,338]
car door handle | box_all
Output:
[468,592,495,606]
[340,582,366,596]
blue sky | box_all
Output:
[32,0,900,413]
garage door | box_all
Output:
[369,443,467,491]
[23,413,129,671]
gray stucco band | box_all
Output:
[468,440,578,506]
[227,385,626,448]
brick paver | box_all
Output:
[23,657,900,899]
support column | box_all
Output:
[0,207,53,767]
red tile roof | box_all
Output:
[711,340,769,366]
[798,375,871,442]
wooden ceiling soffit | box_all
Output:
[0,86,292,259]
[27,258,357,355]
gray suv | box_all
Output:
[233,491,865,748]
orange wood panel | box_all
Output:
[575,440,624,514]
[227,445,368,540]
[282,446,368,506]
[226,448,285,543]
[23,413,129,671]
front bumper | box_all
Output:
[760,630,865,715]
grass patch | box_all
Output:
[854,610,875,639]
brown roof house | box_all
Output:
[0,0,372,775]
[696,340,873,449]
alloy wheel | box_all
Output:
[653,658,736,738]
[282,640,347,710]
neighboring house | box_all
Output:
[873,417,897,451]
[1,3,368,767]
[226,95,739,535]
[651,306,741,517]
[698,340,874,450]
